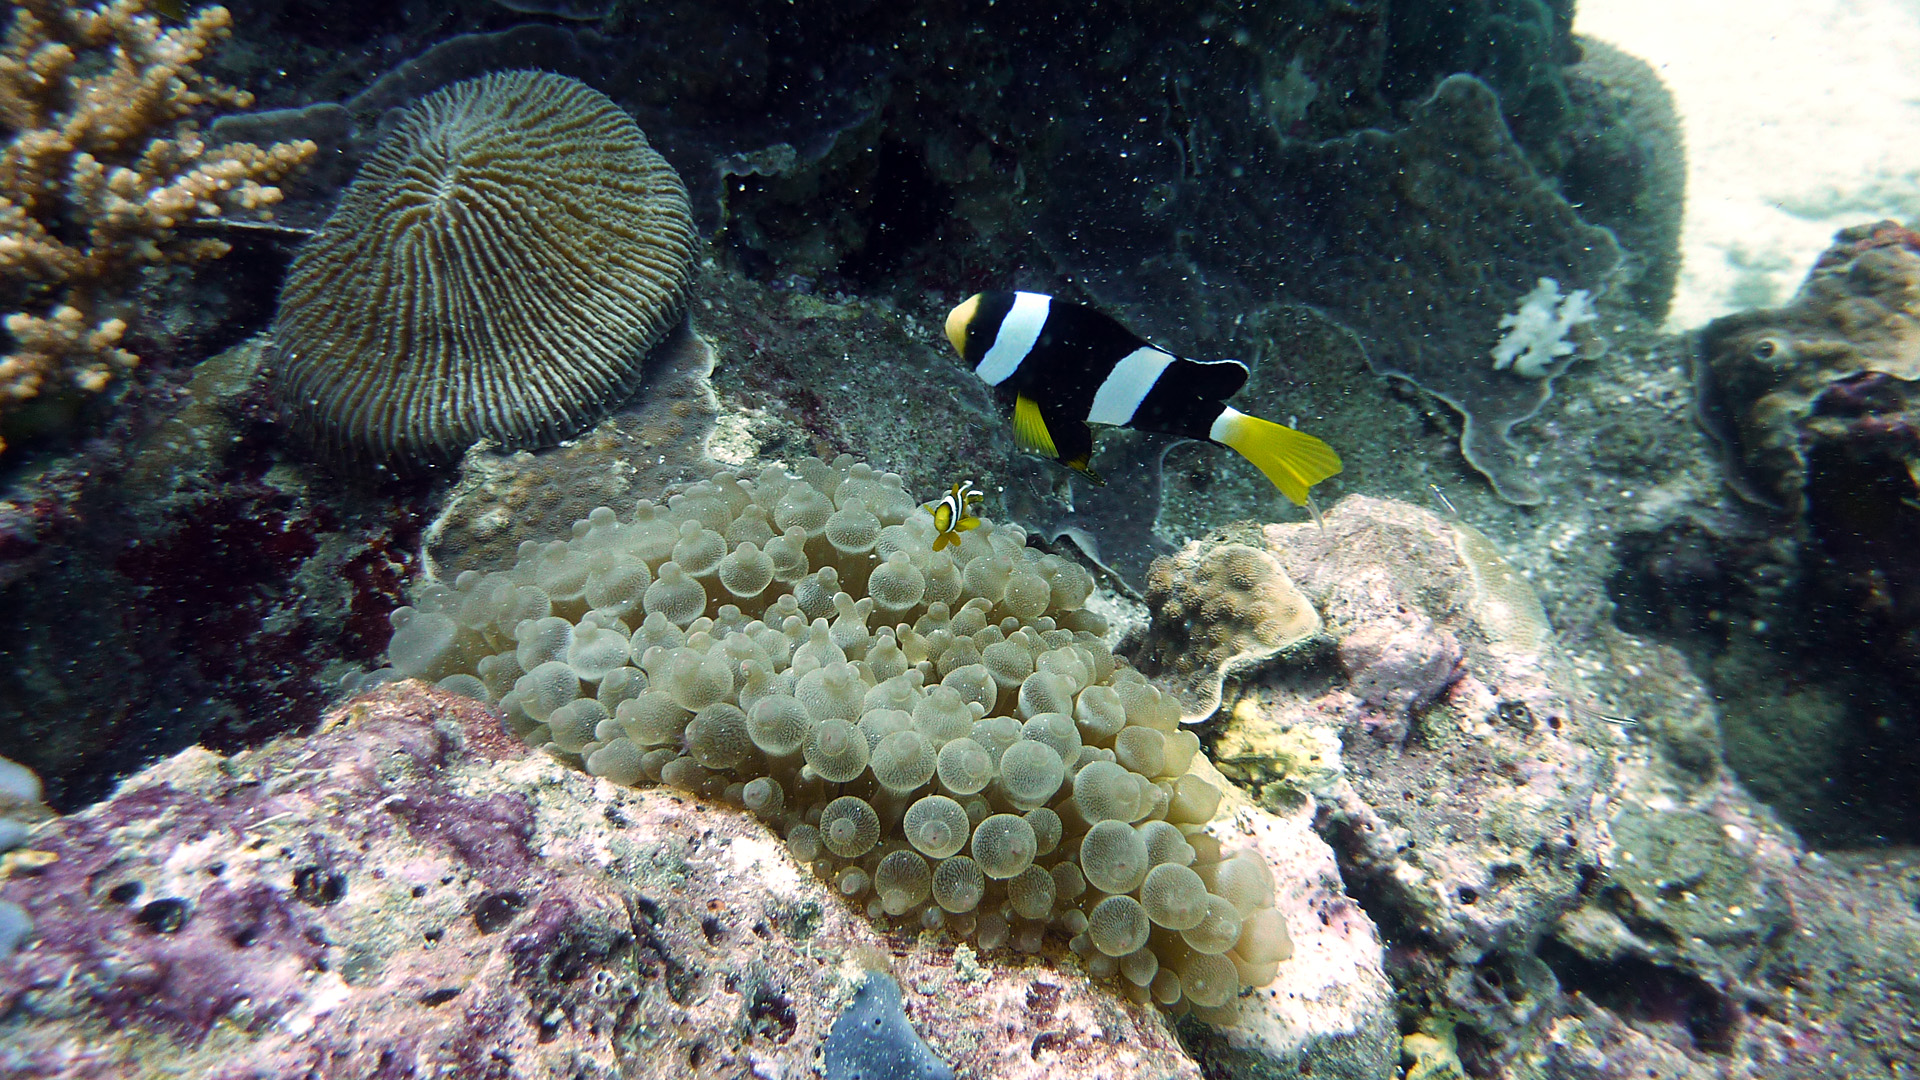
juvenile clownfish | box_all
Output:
[926,479,984,551]
[945,291,1342,507]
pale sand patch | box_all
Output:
[1575,0,1920,329]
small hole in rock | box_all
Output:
[137,898,190,934]
[473,890,528,933]
[293,866,347,907]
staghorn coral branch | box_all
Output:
[0,0,316,453]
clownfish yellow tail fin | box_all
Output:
[1209,407,1343,507]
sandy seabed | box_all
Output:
[1576,0,1920,329]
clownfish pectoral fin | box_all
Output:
[1209,407,1343,507]
[1063,453,1105,486]
[1014,394,1104,483]
[1048,412,1100,485]
[1012,394,1059,459]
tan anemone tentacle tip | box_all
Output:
[270,70,698,469]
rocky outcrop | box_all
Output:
[0,682,1394,1079]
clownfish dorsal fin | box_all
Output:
[1012,394,1059,459]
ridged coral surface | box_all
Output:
[381,456,1288,1015]
[270,69,697,468]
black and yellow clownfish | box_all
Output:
[945,291,1342,507]
[926,479,984,551]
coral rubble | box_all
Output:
[0,0,314,452]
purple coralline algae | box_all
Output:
[0,683,1393,1079]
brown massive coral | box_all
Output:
[0,0,315,453]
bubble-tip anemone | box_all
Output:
[375,455,1288,1014]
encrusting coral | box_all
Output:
[376,455,1291,1017]
[0,0,315,452]
[1131,539,1321,722]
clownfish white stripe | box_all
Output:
[1207,406,1247,446]
[974,291,1050,386]
[1086,346,1177,426]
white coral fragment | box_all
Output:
[1490,277,1596,379]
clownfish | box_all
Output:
[926,479,984,551]
[945,291,1342,507]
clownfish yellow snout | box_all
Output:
[945,294,981,357]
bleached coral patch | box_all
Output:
[1491,278,1597,379]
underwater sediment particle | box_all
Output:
[270,69,697,468]
[376,455,1291,1014]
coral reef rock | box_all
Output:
[1183,492,1920,1077]
[0,682,1394,1079]
[1206,495,1607,965]
[1544,770,1920,1079]
[1697,221,1920,668]
[270,69,697,469]
[1184,763,1398,1078]
[1686,222,1920,841]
